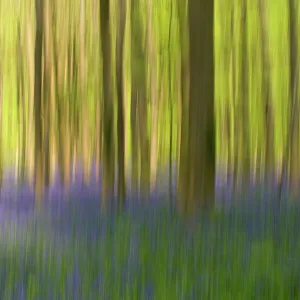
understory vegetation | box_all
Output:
[1,191,300,299]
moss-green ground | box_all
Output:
[1,190,300,299]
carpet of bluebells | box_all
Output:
[1,176,300,299]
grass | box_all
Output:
[1,197,300,299]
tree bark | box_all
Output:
[287,0,299,193]
[34,0,44,201]
[180,0,215,215]
[258,0,275,186]
[116,0,126,207]
[100,0,115,207]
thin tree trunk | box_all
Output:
[16,23,26,183]
[168,1,173,202]
[240,0,250,188]
[116,0,126,207]
[43,0,54,187]
[258,0,275,187]
[80,0,91,185]
[287,0,299,193]
[177,0,190,213]
[100,0,115,208]
[26,20,35,186]
[0,45,3,188]
[34,0,44,201]
[147,0,157,193]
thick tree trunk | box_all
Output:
[180,0,215,214]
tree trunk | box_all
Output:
[26,20,35,187]
[287,0,299,193]
[182,0,215,214]
[0,45,3,188]
[147,0,158,191]
[16,23,26,183]
[80,0,91,185]
[34,0,44,201]
[240,0,250,188]
[177,0,190,213]
[43,0,54,187]
[116,0,126,207]
[100,0,115,208]
[258,0,275,187]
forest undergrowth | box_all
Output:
[0,187,300,299]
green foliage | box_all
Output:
[0,204,300,298]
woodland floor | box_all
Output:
[0,183,300,299]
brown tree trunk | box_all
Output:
[287,0,299,193]
[80,0,91,185]
[177,0,190,212]
[26,20,35,187]
[43,0,54,187]
[147,0,158,190]
[182,0,215,215]
[0,45,3,188]
[130,0,149,200]
[240,0,250,188]
[100,0,115,208]
[52,0,71,191]
[34,0,44,201]
[168,2,174,202]
[16,23,26,183]
[258,0,275,186]
[116,0,126,207]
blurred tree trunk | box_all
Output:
[287,0,299,193]
[239,0,250,188]
[258,0,275,186]
[231,4,240,192]
[100,0,115,207]
[80,0,91,185]
[130,0,149,199]
[147,0,158,190]
[0,45,3,188]
[130,0,139,197]
[217,1,230,188]
[43,0,55,187]
[70,36,79,184]
[49,4,58,183]
[34,0,44,201]
[92,0,102,184]
[16,23,26,183]
[224,106,231,187]
[177,0,190,212]
[179,0,215,214]
[116,0,126,207]
[52,0,71,191]
[26,19,35,187]
[229,4,237,191]
[168,1,173,201]
[69,34,78,182]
